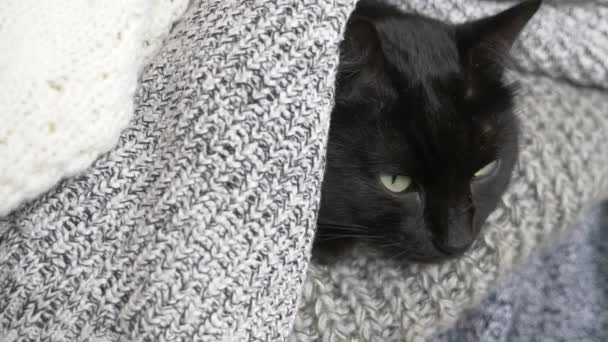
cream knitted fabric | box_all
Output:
[0,0,189,215]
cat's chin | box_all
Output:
[311,237,466,266]
[375,240,469,264]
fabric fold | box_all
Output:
[0,0,356,340]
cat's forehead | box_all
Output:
[377,16,463,84]
[377,18,504,145]
[388,108,475,150]
[377,93,501,175]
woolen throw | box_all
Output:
[1,1,607,342]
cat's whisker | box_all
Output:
[317,229,368,236]
[321,230,369,236]
[317,221,369,232]
[459,203,474,214]
[389,249,409,262]
[317,220,367,227]
[318,234,383,242]
[317,232,379,238]
[317,224,367,231]
[377,241,399,249]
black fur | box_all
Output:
[315,0,541,262]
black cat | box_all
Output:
[315,0,541,262]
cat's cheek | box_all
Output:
[400,191,424,220]
[470,177,502,231]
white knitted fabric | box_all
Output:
[0,0,189,215]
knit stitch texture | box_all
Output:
[0,0,607,342]
[0,0,189,215]
[430,200,608,342]
[0,0,357,340]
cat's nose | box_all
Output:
[432,221,474,256]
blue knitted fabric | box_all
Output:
[430,200,608,342]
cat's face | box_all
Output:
[317,0,540,262]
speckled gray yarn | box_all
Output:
[1,1,607,341]
[0,0,357,341]
[430,200,608,342]
[291,1,608,341]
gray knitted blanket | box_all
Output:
[0,0,356,340]
[1,1,607,342]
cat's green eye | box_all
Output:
[474,160,498,178]
[380,174,412,193]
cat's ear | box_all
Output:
[457,0,541,51]
[336,16,392,107]
[457,0,540,61]
[342,16,383,65]
[456,0,541,97]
